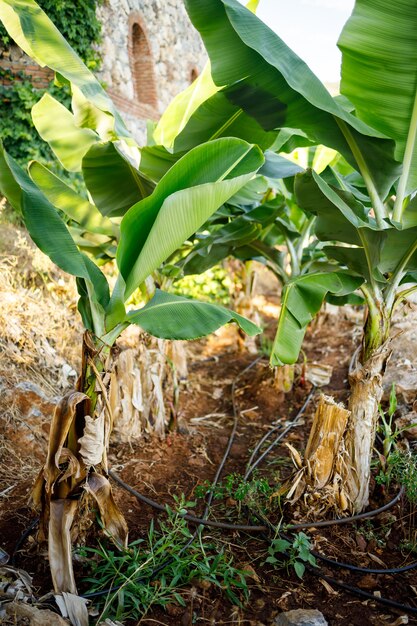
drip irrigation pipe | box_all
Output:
[108,471,266,532]
[312,551,417,575]
[108,473,404,535]
[284,487,404,531]
[253,511,417,616]
[316,572,417,615]
[10,516,40,566]
[110,473,411,579]
[241,386,417,616]
[244,387,316,481]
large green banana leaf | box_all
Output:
[168,91,278,154]
[128,289,261,340]
[295,170,374,245]
[117,137,264,298]
[181,202,284,275]
[271,272,363,366]
[378,225,417,273]
[29,162,114,237]
[259,152,304,181]
[71,85,118,142]
[295,168,417,281]
[32,94,99,172]
[184,0,401,199]
[82,142,154,217]
[0,143,109,308]
[31,93,154,217]
[339,0,417,196]
[154,61,277,153]
[323,246,386,285]
[181,219,263,276]
[0,0,129,138]
[139,146,182,183]
[154,63,219,149]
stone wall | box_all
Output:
[0,0,206,145]
[0,44,53,88]
[97,0,207,143]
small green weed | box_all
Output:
[355,519,392,548]
[384,450,417,502]
[378,383,398,461]
[400,537,417,554]
[376,385,417,501]
[264,532,317,579]
[79,499,250,622]
[194,472,277,514]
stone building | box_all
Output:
[97,0,207,142]
[0,0,207,144]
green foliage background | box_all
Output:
[0,0,102,66]
[0,0,102,165]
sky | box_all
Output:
[238,0,355,84]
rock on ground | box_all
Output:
[274,608,328,626]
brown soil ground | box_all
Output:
[1,224,417,625]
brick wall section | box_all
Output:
[0,52,54,89]
[107,87,158,121]
[128,13,158,108]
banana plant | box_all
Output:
[0,0,265,595]
[174,147,338,284]
[169,146,350,388]
[184,0,417,513]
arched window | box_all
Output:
[128,16,158,108]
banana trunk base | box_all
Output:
[286,342,390,515]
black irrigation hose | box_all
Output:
[10,516,40,566]
[108,474,406,536]
[253,510,417,617]
[316,572,417,616]
[312,550,417,575]
[285,487,404,531]
[109,408,417,613]
[244,387,316,481]
[241,387,417,616]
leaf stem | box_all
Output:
[335,118,386,228]
[357,228,380,299]
[392,90,417,222]
[85,279,105,337]
[393,285,417,311]
[385,237,417,308]
[360,284,389,361]
[295,216,315,264]
[285,235,300,276]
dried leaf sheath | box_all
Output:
[283,395,352,515]
[32,392,89,540]
[32,332,128,593]
[49,499,78,594]
[84,472,128,548]
[304,395,350,489]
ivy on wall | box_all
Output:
[0,0,102,69]
[0,0,102,166]
[0,69,71,164]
